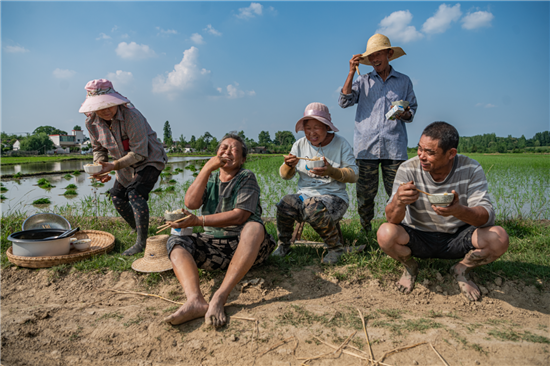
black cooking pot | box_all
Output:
[9,229,72,257]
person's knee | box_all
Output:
[490,226,509,257]
[241,222,265,245]
[377,223,401,250]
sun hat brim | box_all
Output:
[295,116,339,133]
[78,93,130,114]
[131,257,173,273]
[359,47,406,66]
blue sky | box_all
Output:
[2,1,549,147]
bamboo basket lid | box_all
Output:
[6,230,115,269]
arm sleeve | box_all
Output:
[87,115,109,163]
[113,152,144,170]
[325,137,359,183]
[234,173,260,214]
[467,166,495,227]
[338,78,361,108]
[124,109,149,158]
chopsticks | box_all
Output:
[87,172,112,179]
[155,215,191,234]
[400,182,431,196]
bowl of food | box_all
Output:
[164,208,186,222]
[306,157,325,170]
[84,163,102,174]
[428,193,454,207]
[72,238,92,251]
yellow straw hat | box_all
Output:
[359,34,406,66]
[131,235,173,273]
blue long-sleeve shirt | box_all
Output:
[338,66,417,161]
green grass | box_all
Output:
[1,155,92,166]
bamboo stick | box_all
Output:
[155,215,191,234]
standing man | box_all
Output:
[339,33,417,234]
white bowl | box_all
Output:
[306,159,325,170]
[428,193,454,207]
[73,239,91,251]
[84,164,102,174]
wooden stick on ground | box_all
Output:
[107,289,184,305]
[429,343,449,366]
[297,331,356,362]
[377,342,427,363]
[259,336,295,357]
[313,337,394,366]
[356,307,375,363]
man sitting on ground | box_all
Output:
[377,122,509,301]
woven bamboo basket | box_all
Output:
[6,230,115,268]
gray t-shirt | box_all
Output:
[389,154,495,234]
[282,134,358,204]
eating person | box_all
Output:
[164,134,276,327]
[377,122,509,301]
[272,102,358,264]
[79,79,167,256]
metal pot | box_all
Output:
[8,229,71,257]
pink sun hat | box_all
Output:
[78,79,131,114]
[295,102,339,133]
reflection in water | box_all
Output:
[1,157,210,216]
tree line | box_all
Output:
[163,121,296,154]
[406,131,549,154]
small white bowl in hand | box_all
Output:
[428,193,454,207]
[306,159,325,170]
[84,164,102,174]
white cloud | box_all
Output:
[106,70,134,85]
[157,27,178,36]
[190,33,205,45]
[111,25,118,32]
[53,68,76,79]
[224,83,256,99]
[5,45,29,53]
[422,4,462,34]
[236,2,263,19]
[96,33,111,40]
[475,103,496,108]
[116,42,157,59]
[121,34,129,39]
[152,46,212,97]
[204,24,222,36]
[462,11,494,30]
[376,10,424,43]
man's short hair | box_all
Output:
[422,122,459,152]
[217,133,248,160]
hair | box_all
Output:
[217,133,248,160]
[421,122,459,152]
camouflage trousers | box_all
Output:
[357,159,404,232]
[276,194,348,248]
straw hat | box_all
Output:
[78,79,131,114]
[131,235,173,273]
[359,34,406,66]
[295,102,339,133]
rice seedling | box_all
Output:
[0,195,7,200]
[63,174,73,179]
[152,187,163,193]
[32,198,51,205]
[168,179,177,184]
[36,178,50,185]
[165,186,176,192]
[63,190,78,196]
[64,184,78,189]
[73,171,81,176]
[0,187,8,193]
[13,172,22,179]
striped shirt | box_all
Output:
[86,105,167,187]
[338,66,417,161]
[389,155,495,234]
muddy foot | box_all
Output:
[396,258,418,294]
[451,263,481,301]
[164,299,209,325]
[205,295,227,328]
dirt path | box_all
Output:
[1,265,549,366]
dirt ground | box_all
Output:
[1,263,549,366]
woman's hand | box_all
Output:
[167,210,201,229]
[203,156,228,173]
[284,154,299,168]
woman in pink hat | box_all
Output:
[273,102,359,264]
[79,79,167,256]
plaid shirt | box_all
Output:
[338,66,417,161]
[85,105,166,187]
[201,169,264,238]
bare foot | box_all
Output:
[163,298,209,325]
[396,258,418,294]
[204,294,227,328]
[451,263,481,301]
